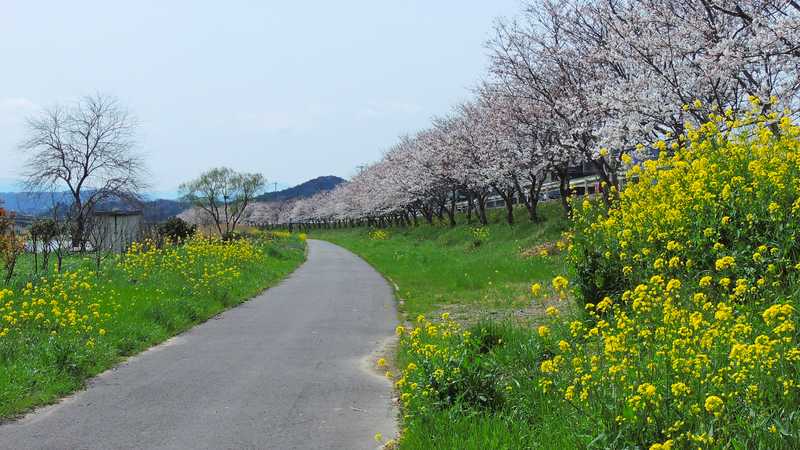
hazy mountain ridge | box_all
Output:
[0,192,75,215]
[256,176,345,202]
[1,175,346,222]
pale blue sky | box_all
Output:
[0,0,521,196]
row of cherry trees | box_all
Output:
[278,0,800,228]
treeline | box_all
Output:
[275,0,800,229]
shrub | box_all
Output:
[571,106,800,305]
[121,235,260,297]
[541,106,800,448]
[395,316,514,416]
[157,217,196,243]
[269,231,292,239]
[471,227,489,247]
[221,230,245,242]
[0,209,24,284]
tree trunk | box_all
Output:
[32,236,39,275]
[434,205,444,221]
[513,175,543,223]
[71,213,85,250]
[466,193,474,223]
[475,192,488,225]
[446,189,457,227]
[421,205,434,225]
[556,168,573,218]
[504,193,514,225]
[590,157,619,208]
[492,184,515,225]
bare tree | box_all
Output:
[85,214,111,271]
[19,93,147,249]
[179,167,265,237]
[30,218,60,273]
[51,220,71,273]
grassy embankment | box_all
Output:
[0,232,305,420]
[313,202,569,321]
[313,202,581,449]
[315,110,800,450]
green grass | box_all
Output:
[312,203,583,449]
[7,253,88,291]
[312,202,570,321]
[396,321,591,450]
[0,234,305,420]
[315,197,800,449]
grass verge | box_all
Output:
[313,202,569,321]
[0,232,305,420]
[319,110,800,450]
[312,203,578,449]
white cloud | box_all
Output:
[0,97,36,110]
[0,97,37,125]
[356,100,422,120]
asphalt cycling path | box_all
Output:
[0,239,398,450]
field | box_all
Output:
[0,232,305,420]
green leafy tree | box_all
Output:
[179,167,265,237]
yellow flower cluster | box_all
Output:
[122,235,259,297]
[547,108,800,447]
[0,270,116,340]
[393,314,481,418]
[270,231,292,239]
[369,229,390,241]
[1,235,272,345]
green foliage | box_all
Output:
[471,227,489,247]
[573,247,626,309]
[546,113,800,448]
[157,217,196,243]
[396,318,587,449]
[368,229,390,241]
[179,167,265,237]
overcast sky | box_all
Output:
[0,0,521,197]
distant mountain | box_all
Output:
[142,199,190,222]
[0,192,75,215]
[256,176,345,202]
[0,191,188,222]
[1,175,345,223]
[94,196,190,223]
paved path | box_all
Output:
[0,240,398,450]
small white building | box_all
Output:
[91,209,143,252]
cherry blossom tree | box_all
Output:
[274,0,800,228]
